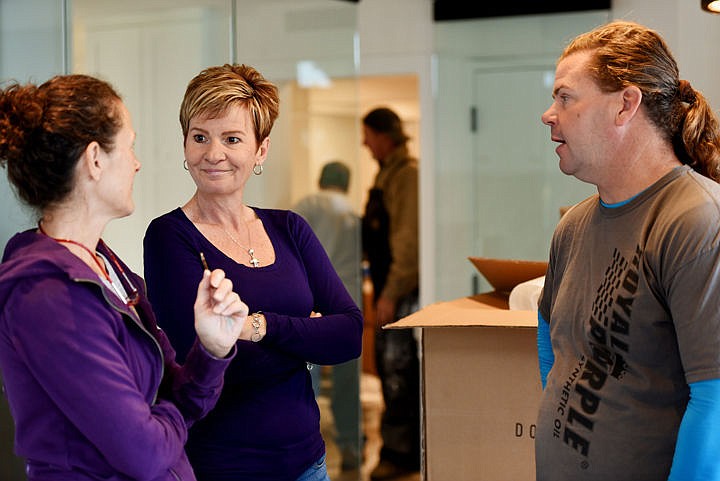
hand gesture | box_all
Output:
[193,269,248,358]
[375,296,397,327]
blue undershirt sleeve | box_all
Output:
[668,378,720,481]
[537,311,553,389]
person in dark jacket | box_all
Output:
[0,74,247,481]
[361,107,420,480]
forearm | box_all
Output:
[668,379,720,481]
[165,338,235,423]
[383,223,418,300]
[537,311,554,389]
[262,213,363,364]
[144,222,204,362]
[262,308,363,365]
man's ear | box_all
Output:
[81,141,103,181]
[616,85,642,126]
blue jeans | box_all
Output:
[295,453,331,481]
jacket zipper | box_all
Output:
[74,276,165,403]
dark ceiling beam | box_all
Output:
[433,1,611,21]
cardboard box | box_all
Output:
[385,257,547,481]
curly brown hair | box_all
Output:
[0,74,123,210]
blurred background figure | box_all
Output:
[361,107,420,481]
[294,160,363,473]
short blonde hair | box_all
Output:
[179,64,279,145]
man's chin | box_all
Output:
[558,159,575,176]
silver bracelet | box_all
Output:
[251,312,263,342]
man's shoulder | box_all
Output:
[294,191,341,213]
[381,157,418,190]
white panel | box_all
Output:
[472,66,595,266]
[73,5,231,273]
[433,11,609,300]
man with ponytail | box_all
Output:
[536,20,720,481]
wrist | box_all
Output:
[250,311,266,342]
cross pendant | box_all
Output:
[248,248,260,268]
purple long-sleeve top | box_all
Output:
[0,230,234,481]
[143,207,363,481]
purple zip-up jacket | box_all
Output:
[0,230,234,481]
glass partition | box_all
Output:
[230,3,364,478]
[70,0,234,271]
[0,1,362,479]
[0,0,66,249]
[235,5,365,481]
[432,11,609,300]
[71,0,363,479]
[0,2,67,477]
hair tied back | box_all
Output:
[678,79,696,105]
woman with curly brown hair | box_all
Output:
[0,74,248,481]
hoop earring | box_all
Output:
[253,164,263,175]
[183,159,189,171]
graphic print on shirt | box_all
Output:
[552,245,640,466]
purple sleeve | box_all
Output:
[143,215,204,364]
[126,240,233,424]
[261,212,363,365]
[5,278,189,480]
[155,330,234,423]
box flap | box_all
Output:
[469,257,547,295]
[385,295,538,329]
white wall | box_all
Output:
[432,10,610,299]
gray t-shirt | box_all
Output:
[537,165,720,481]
